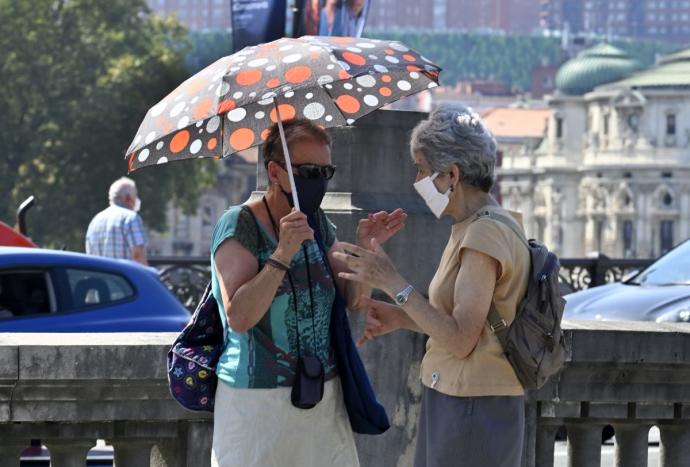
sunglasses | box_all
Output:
[279,162,337,180]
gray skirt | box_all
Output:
[414,386,525,467]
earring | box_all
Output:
[450,184,454,192]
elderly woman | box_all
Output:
[335,105,529,467]
[210,118,406,467]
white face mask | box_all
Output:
[133,197,142,212]
[413,172,451,219]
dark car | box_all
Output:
[564,240,690,323]
[0,247,190,332]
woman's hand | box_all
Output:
[356,296,405,347]
[274,209,314,262]
[333,239,407,297]
[356,209,407,250]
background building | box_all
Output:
[368,0,541,33]
[147,150,256,256]
[498,43,690,258]
[541,0,690,42]
[147,0,232,31]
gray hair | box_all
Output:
[410,104,497,192]
[109,177,137,205]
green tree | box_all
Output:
[0,0,216,250]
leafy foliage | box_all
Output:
[0,0,216,250]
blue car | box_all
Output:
[0,247,190,332]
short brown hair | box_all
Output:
[263,119,331,168]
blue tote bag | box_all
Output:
[311,215,390,435]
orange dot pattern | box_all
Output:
[126,36,441,171]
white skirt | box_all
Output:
[211,377,360,467]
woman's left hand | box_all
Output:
[333,239,406,296]
[356,209,407,250]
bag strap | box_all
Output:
[471,209,528,345]
[473,210,530,249]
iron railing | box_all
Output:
[150,255,655,311]
[149,257,211,312]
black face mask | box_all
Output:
[281,173,328,215]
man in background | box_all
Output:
[85,177,148,265]
[340,0,368,37]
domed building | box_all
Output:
[499,43,690,258]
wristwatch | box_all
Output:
[394,285,415,306]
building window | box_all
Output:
[603,114,610,135]
[596,219,606,252]
[666,113,676,135]
[660,220,674,254]
[556,117,563,139]
[623,220,634,257]
[663,192,673,206]
[536,218,546,243]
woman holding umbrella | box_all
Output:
[335,105,530,467]
[209,118,406,467]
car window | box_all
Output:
[0,270,55,319]
[633,240,690,286]
[65,269,135,310]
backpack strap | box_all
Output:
[471,209,529,343]
[474,210,530,249]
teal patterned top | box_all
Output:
[210,205,338,388]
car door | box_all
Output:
[0,268,57,326]
[0,266,137,331]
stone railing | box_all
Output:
[524,320,690,467]
[151,255,655,310]
[0,333,211,467]
[2,321,689,466]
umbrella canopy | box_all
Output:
[125,35,441,172]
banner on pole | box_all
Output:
[231,0,287,52]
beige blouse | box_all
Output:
[420,205,529,397]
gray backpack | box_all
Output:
[473,210,567,390]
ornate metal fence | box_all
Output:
[149,257,211,312]
[559,255,653,295]
[150,255,655,311]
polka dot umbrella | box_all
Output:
[125,35,441,208]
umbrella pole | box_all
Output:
[273,99,301,212]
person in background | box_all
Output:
[302,0,321,35]
[319,0,341,35]
[85,177,148,265]
[340,0,368,37]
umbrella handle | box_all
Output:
[273,100,300,212]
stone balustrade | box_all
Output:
[1,320,689,466]
[0,333,211,467]
[524,320,690,467]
